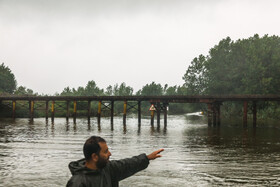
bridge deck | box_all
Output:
[1,95,280,103]
[1,95,279,127]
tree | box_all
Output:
[61,81,104,96]
[176,85,188,95]
[60,86,74,96]
[105,85,113,96]
[183,34,280,95]
[0,63,17,94]
[137,82,163,96]
[182,55,207,95]
[83,80,104,96]
[183,34,280,118]
[14,86,37,95]
[164,85,178,95]
[113,83,133,96]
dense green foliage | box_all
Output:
[0,63,17,94]
[57,81,190,115]
[61,81,104,96]
[14,86,38,96]
[183,34,280,118]
[59,81,188,97]
[136,82,164,96]
[183,34,280,95]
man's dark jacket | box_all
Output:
[66,154,149,187]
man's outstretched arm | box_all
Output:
[109,149,164,182]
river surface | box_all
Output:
[0,115,280,187]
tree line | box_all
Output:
[183,34,280,119]
[1,34,280,119]
[53,81,191,117]
[0,63,192,116]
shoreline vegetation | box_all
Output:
[1,34,280,120]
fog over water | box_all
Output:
[0,115,280,186]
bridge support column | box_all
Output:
[156,102,161,128]
[213,104,217,126]
[217,103,221,126]
[151,110,155,126]
[123,101,127,125]
[73,101,77,124]
[111,101,114,128]
[87,100,91,124]
[207,103,213,126]
[66,101,69,122]
[51,101,55,123]
[97,101,101,125]
[12,100,16,119]
[243,101,248,127]
[29,100,34,121]
[138,101,141,126]
[46,101,49,120]
[212,103,221,126]
[253,101,257,127]
[163,103,168,129]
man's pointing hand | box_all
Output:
[147,149,164,160]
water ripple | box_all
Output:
[1,117,280,186]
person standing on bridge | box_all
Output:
[66,136,164,187]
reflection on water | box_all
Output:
[0,116,280,187]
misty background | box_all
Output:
[1,0,280,95]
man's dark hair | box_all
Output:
[83,136,106,161]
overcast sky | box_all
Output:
[1,0,280,95]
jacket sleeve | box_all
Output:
[109,153,150,182]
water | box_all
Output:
[0,115,280,187]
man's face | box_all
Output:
[96,142,111,169]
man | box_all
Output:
[66,136,164,187]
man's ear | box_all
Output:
[91,153,99,162]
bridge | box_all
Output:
[1,95,280,127]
